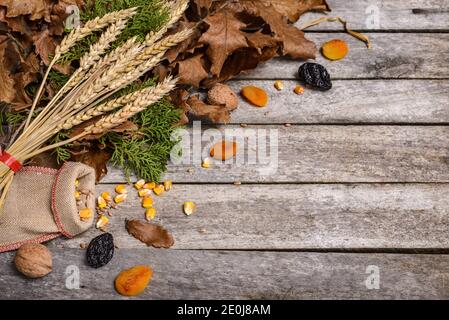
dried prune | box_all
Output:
[86,233,114,268]
[298,62,332,91]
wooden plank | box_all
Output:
[102,125,449,183]
[227,80,449,124]
[1,249,449,299]
[54,184,449,250]
[237,33,449,79]
[301,0,449,31]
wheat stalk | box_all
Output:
[55,7,138,57]
[62,17,133,95]
[85,77,177,136]
[60,86,154,130]
[144,0,189,46]
[23,7,138,130]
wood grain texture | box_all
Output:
[1,249,449,299]
[301,0,449,31]
[238,33,449,79]
[102,125,449,183]
[228,80,449,124]
[51,184,449,250]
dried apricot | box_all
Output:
[115,265,153,296]
[241,86,268,107]
[210,140,237,161]
[321,39,349,61]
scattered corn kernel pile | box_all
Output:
[75,179,94,222]
[91,179,184,231]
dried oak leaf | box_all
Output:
[0,7,31,35]
[0,0,53,22]
[260,0,330,22]
[187,94,230,123]
[198,10,249,76]
[126,220,175,248]
[0,35,40,110]
[70,147,111,182]
[176,54,209,87]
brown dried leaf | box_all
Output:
[0,35,39,110]
[176,54,209,87]
[32,27,57,65]
[187,94,230,123]
[198,11,249,76]
[0,0,53,22]
[126,220,175,248]
[70,147,111,182]
[259,0,330,22]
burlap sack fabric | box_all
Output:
[0,162,95,252]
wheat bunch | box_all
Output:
[0,2,190,210]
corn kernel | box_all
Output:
[183,202,196,216]
[75,191,81,201]
[294,85,304,95]
[143,182,156,190]
[142,196,154,209]
[96,215,109,229]
[164,180,172,191]
[274,80,284,91]
[145,207,156,221]
[114,194,127,204]
[101,191,112,202]
[115,184,128,194]
[75,179,79,187]
[97,196,107,209]
[79,208,93,221]
[138,189,152,198]
[201,158,211,169]
[134,179,145,190]
[153,184,165,196]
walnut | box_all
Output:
[207,84,238,110]
[14,243,52,278]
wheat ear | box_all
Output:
[69,45,143,111]
[144,0,189,46]
[61,17,133,95]
[113,29,194,93]
[23,7,138,130]
[85,77,177,135]
[60,86,155,130]
[55,7,138,57]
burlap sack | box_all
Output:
[0,162,95,252]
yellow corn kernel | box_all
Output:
[143,182,156,190]
[101,191,112,202]
[201,158,211,169]
[75,179,79,187]
[115,184,128,194]
[164,180,172,191]
[75,191,81,201]
[97,196,108,209]
[183,202,196,216]
[96,215,109,229]
[145,207,156,221]
[134,179,145,190]
[153,184,165,196]
[142,196,154,209]
[114,194,127,204]
[138,189,152,198]
[274,80,284,91]
[79,208,93,221]
[294,85,304,95]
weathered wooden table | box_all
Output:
[1,0,449,299]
